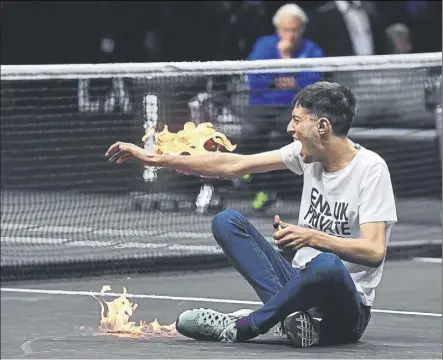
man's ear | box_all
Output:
[317,118,330,135]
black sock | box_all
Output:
[234,317,259,342]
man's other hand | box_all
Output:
[273,215,312,250]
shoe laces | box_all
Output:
[219,322,237,343]
[199,310,241,341]
[273,321,285,337]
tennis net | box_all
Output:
[1,53,442,281]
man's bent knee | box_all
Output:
[309,253,347,280]
[212,210,245,230]
[211,209,247,238]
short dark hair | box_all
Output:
[293,81,357,136]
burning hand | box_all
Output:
[142,121,236,178]
[106,122,236,177]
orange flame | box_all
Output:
[142,121,237,156]
[85,286,178,339]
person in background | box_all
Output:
[305,1,387,57]
[241,3,324,211]
[377,0,442,54]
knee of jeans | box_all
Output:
[315,253,346,279]
[211,209,245,236]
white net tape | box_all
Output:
[1,52,441,80]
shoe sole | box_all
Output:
[284,311,319,348]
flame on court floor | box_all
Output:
[78,286,179,339]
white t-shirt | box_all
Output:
[280,140,397,306]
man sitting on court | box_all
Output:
[106,82,397,348]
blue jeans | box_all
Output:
[211,209,371,345]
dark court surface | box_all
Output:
[1,260,442,359]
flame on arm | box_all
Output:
[142,122,237,156]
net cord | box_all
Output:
[1,52,442,81]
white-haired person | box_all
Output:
[242,3,325,211]
[106,81,397,347]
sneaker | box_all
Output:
[175,308,253,343]
[283,311,320,348]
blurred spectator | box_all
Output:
[306,1,388,57]
[384,23,413,55]
[247,3,324,102]
[377,0,442,54]
[240,3,324,211]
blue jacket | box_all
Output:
[247,34,324,106]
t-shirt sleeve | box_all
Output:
[359,163,398,225]
[280,141,307,175]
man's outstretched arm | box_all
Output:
[105,142,287,179]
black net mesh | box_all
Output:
[1,59,442,281]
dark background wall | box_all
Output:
[2,1,441,65]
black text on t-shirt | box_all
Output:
[303,187,351,236]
